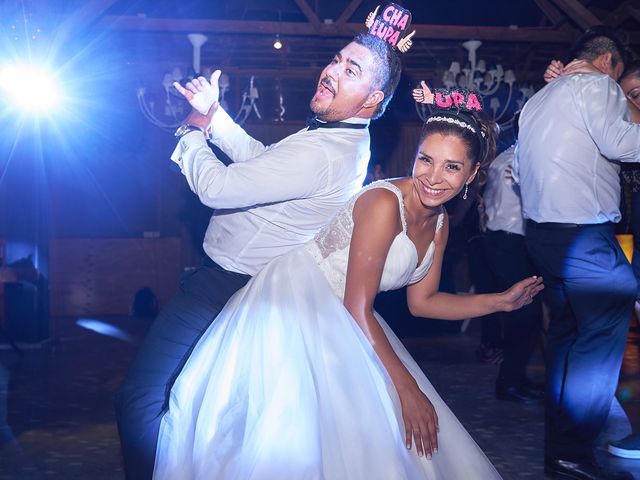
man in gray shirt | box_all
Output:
[517,27,640,480]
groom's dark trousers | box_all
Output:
[525,220,635,463]
[114,257,251,479]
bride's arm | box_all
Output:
[343,188,439,459]
[406,215,543,319]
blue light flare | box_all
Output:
[76,318,136,344]
[0,63,62,113]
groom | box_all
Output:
[114,32,402,479]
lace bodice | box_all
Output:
[305,180,445,299]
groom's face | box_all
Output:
[309,42,382,122]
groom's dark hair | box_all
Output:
[569,26,628,71]
[353,33,402,120]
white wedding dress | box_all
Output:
[154,181,502,480]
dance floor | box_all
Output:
[0,315,638,479]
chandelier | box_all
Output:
[440,40,535,128]
[137,34,264,131]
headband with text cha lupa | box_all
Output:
[365,3,415,53]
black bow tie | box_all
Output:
[306,117,368,131]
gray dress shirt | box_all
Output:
[515,72,640,224]
[171,108,370,275]
[484,145,525,235]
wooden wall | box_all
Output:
[4,119,424,318]
[49,238,183,317]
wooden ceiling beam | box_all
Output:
[177,65,443,80]
[548,0,601,29]
[336,0,365,25]
[604,1,632,27]
[293,0,322,30]
[54,0,121,43]
[534,0,568,27]
[98,16,574,43]
[628,3,640,24]
[213,66,318,78]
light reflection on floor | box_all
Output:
[0,316,638,479]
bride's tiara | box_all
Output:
[425,115,483,136]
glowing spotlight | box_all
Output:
[76,318,136,344]
[0,64,61,113]
[273,35,283,50]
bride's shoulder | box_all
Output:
[358,180,402,205]
[360,177,410,197]
[353,180,408,229]
[356,185,397,206]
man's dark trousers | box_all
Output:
[114,259,251,479]
[525,221,635,462]
[483,229,541,386]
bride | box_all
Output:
[153,90,543,480]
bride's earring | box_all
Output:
[463,183,469,200]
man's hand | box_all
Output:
[174,70,222,116]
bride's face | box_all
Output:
[621,73,640,109]
[411,133,478,208]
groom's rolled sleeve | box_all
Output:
[206,108,267,163]
[171,131,329,209]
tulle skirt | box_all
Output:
[153,247,502,480]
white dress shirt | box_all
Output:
[516,72,640,224]
[484,145,525,235]
[171,108,370,275]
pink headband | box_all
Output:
[413,82,484,113]
[413,82,487,149]
[365,3,415,53]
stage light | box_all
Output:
[76,318,136,344]
[273,35,282,50]
[617,234,634,263]
[0,63,61,113]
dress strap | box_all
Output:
[435,209,446,233]
[361,180,408,233]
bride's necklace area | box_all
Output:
[404,189,440,232]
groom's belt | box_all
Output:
[202,256,252,279]
[525,220,613,230]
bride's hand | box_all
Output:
[499,276,544,312]
[543,59,564,83]
[562,58,601,76]
[397,381,439,458]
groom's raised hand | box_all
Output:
[174,70,222,116]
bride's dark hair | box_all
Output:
[414,112,498,213]
[417,111,497,176]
